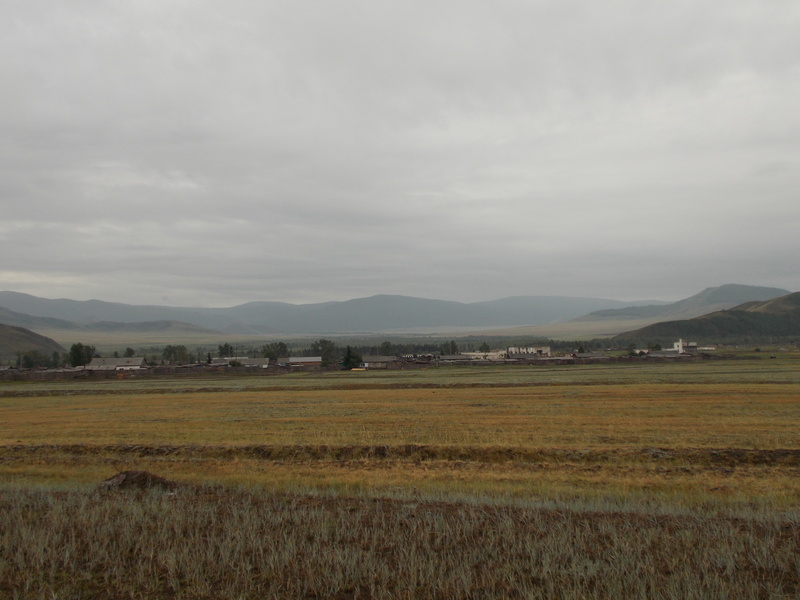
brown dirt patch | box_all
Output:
[99,470,177,491]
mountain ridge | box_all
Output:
[0,291,641,335]
[0,285,793,337]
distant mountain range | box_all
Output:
[614,292,800,343]
[0,284,793,340]
[0,291,660,336]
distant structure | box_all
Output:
[86,357,148,371]
[647,339,697,358]
[360,355,404,369]
[507,346,551,357]
[671,339,698,354]
[277,356,323,370]
[462,351,506,361]
[209,357,270,368]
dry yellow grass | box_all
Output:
[2,383,798,448]
[2,359,800,507]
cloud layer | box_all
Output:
[2,1,798,306]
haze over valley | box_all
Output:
[0,284,794,354]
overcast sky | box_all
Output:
[1,1,798,307]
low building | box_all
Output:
[571,352,610,361]
[236,358,271,368]
[360,355,403,369]
[437,354,472,364]
[277,356,323,370]
[86,357,148,371]
[462,351,506,361]
[207,356,270,368]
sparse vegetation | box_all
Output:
[2,486,798,599]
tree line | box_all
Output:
[10,337,604,370]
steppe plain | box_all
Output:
[2,355,799,598]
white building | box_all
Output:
[507,346,551,357]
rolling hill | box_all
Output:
[0,305,221,335]
[457,284,793,339]
[613,292,800,343]
[0,292,244,332]
[0,324,66,359]
[576,284,790,322]
[0,306,77,330]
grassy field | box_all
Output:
[2,358,799,598]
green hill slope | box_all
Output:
[0,324,66,359]
[614,292,800,343]
[579,284,790,322]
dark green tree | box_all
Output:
[123,347,136,358]
[69,343,97,367]
[19,350,52,369]
[162,345,189,364]
[379,341,394,356]
[69,343,83,367]
[218,343,234,358]
[478,342,491,353]
[310,339,338,367]
[440,340,459,355]
[342,346,362,370]
[262,342,289,360]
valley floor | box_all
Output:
[2,359,799,598]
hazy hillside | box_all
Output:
[578,284,789,322]
[614,292,800,343]
[0,306,78,330]
[222,295,637,332]
[468,296,661,326]
[443,284,794,339]
[0,305,221,336]
[0,292,244,332]
[0,324,66,358]
[82,321,222,334]
[0,291,636,335]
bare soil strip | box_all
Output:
[4,443,800,465]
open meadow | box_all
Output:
[2,357,799,598]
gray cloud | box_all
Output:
[1,1,798,306]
